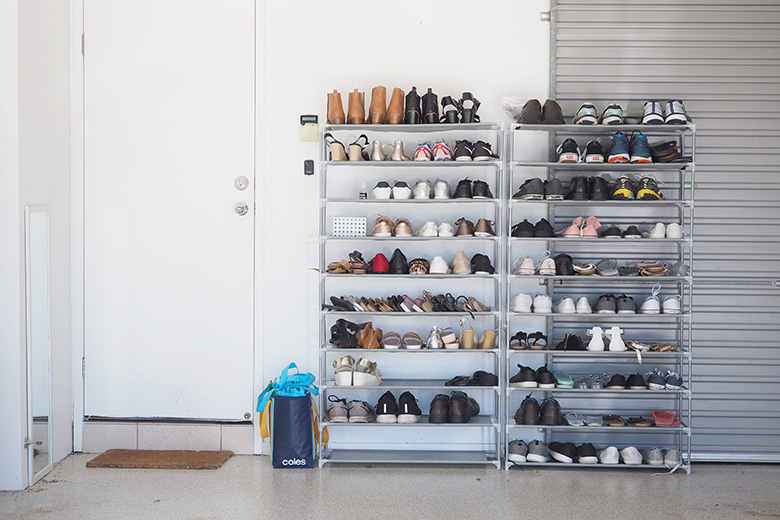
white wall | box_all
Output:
[258,0,552,389]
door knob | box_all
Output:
[235,202,249,216]
[234,176,249,190]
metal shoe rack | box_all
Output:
[504,123,695,472]
[318,122,505,467]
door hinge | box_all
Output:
[82,357,85,379]
[81,33,85,55]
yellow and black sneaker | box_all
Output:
[611,175,635,200]
[636,175,664,200]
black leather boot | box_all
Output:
[404,86,421,124]
[422,88,439,124]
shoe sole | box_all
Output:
[642,115,664,124]
[575,117,598,125]
[596,310,616,314]
[373,232,392,237]
[608,154,630,163]
[537,269,556,276]
[601,116,623,125]
[397,414,420,424]
[349,417,372,423]
[509,382,538,388]
[617,310,636,314]
[558,154,579,163]
[526,454,549,463]
[627,386,647,390]
[647,383,665,390]
[631,157,653,163]
[327,416,348,423]
[507,454,527,463]
[550,452,573,463]
[454,156,473,162]
[473,156,497,162]
[376,415,397,423]
[538,383,556,389]
[516,194,544,200]
[545,195,564,200]
[579,456,598,464]
[602,235,622,239]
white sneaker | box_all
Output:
[428,256,450,274]
[510,293,533,313]
[392,181,412,200]
[372,181,392,200]
[640,295,661,314]
[432,178,452,199]
[647,222,666,239]
[512,257,535,275]
[537,256,556,276]
[432,140,452,161]
[620,446,642,465]
[664,448,681,466]
[599,446,619,464]
[576,297,592,314]
[555,298,576,314]
[586,326,604,351]
[413,142,432,161]
[605,326,626,351]
[412,180,432,199]
[415,220,438,237]
[437,222,455,237]
[662,295,682,314]
[532,294,552,313]
[666,222,683,239]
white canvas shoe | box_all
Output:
[620,446,642,465]
[639,284,662,314]
[662,295,682,314]
[432,178,452,199]
[415,220,438,237]
[437,222,455,237]
[555,298,576,314]
[536,255,556,276]
[599,446,619,464]
[428,256,450,274]
[532,294,553,313]
[412,180,432,199]
[586,326,604,351]
[576,297,592,314]
[510,293,533,313]
[647,222,666,239]
[512,256,535,275]
[665,222,683,239]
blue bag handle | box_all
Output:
[256,363,319,413]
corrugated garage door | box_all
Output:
[553,0,780,461]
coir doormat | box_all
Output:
[86,449,233,469]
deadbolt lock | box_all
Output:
[234,176,249,191]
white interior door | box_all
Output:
[84,0,255,420]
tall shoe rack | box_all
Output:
[318,122,694,472]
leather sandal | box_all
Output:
[528,331,548,350]
[402,332,423,350]
[349,251,368,274]
[365,327,383,349]
[509,331,527,350]
[382,331,402,349]
[603,414,627,427]
[332,355,355,386]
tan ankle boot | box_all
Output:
[327,90,345,124]
[386,87,404,124]
[347,89,365,124]
[369,86,387,124]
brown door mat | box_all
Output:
[86,449,233,469]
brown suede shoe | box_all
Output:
[347,89,365,124]
[386,87,404,124]
[474,218,496,237]
[455,217,475,237]
[369,86,387,124]
[327,90,345,124]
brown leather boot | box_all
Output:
[327,90,345,124]
[385,87,404,124]
[347,89,365,124]
[369,86,387,124]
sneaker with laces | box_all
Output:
[599,446,619,464]
[611,175,635,200]
[583,139,605,163]
[348,400,377,423]
[372,181,392,200]
[392,181,412,199]
[512,257,535,275]
[573,102,598,125]
[600,103,624,125]
[665,371,683,389]
[416,220,438,237]
[549,442,577,463]
[664,448,681,466]
[437,222,455,237]
[630,133,653,163]
[544,178,565,200]
[557,138,580,163]
[607,132,630,163]
[636,175,664,200]
[511,219,534,237]
[577,443,598,464]
[664,100,691,125]
[642,101,665,125]
[595,293,617,313]
[432,178,451,199]
[536,255,556,275]
[453,140,473,161]
[662,295,682,314]
[623,225,642,238]
[508,440,528,463]
[513,177,544,200]
[375,391,398,423]
[647,368,666,390]
[326,396,349,423]
[620,446,643,465]
[532,294,553,313]
[616,294,637,314]
[453,179,473,199]
[640,295,661,314]
[600,224,622,238]
[472,141,499,161]
[432,140,453,161]
[397,391,422,423]
[412,180,432,199]
[510,293,533,313]
[526,440,551,463]
[472,180,494,199]
[413,142,433,161]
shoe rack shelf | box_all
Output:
[505,123,695,472]
[318,123,505,468]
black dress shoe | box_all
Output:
[554,254,574,275]
[567,176,590,200]
[404,86,421,124]
[441,96,460,123]
[453,179,473,199]
[470,254,495,274]
[518,99,542,124]
[589,176,611,200]
[429,394,450,423]
[511,219,534,237]
[472,180,494,199]
[422,88,439,124]
[389,248,408,274]
[534,218,555,237]
[542,99,565,124]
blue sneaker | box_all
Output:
[664,100,692,125]
[606,132,630,163]
[573,102,598,125]
[665,371,684,389]
[600,103,624,125]
[630,133,653,163]
[647,369,666,390]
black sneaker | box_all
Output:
[600,224,622,239]
[544,178,565,200]
[623,225,642,238]
[567,176,589,200]
[605,374,627,389]
[557,138,580,163]
[453,179,473,199]
[376,391,399,423]
[397,391,422,423]
[470,253,495,275]
[509,364,538,388]
[514,393,540,425]
[428,394,449,423]
[583,139,605,163]
[611,175,635,200]
[513,177,544,200]
[636,175,664,200]
[533,218,555,237]
[472,180,494,199]
[539,397,563,425]
[511,219,534,237]
[589,176,611,200]
[554,253,574,275]
[577,443,598,464]
[518,99,542,124]
[472,141,499,161]
[566,334,585,350]
[626,373,648,390]
[536,365,556,388]
[542,99,565,124]
[549,442,577,463]
[453,140,474,161]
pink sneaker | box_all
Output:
[581,216,601,238]
[559,216,583,238]
[432,140,453,161]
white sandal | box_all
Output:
[332,355,355,386]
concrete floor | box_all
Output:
[1,455,779,520]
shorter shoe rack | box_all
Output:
[317,121,694,472]
[318,122,505,467]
